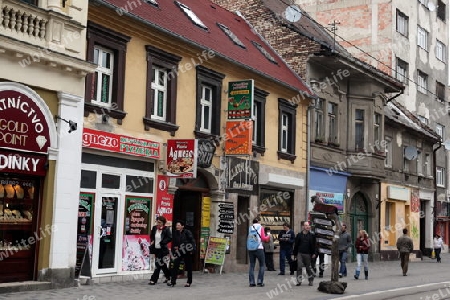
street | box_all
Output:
[1,253,449,300]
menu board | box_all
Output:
[124,196,151,235]
[75,192,94,278]
[217,202,234,234]
[204,237,227,266]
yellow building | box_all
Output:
[79,0,314,280]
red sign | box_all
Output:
[155,175,174,226]
[0,150,47,176]
[0,90,51,154]
[82,128,160,159]
[166,139,198,178]
[224,121,253,155]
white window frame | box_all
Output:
[396,58,408,84]
[425,153,431,176]
[417,71,428,94]
[437,167,445,187]
[281,113,289,153]
[374,113,381,144]
[176,1,208,30]
[417,26,428,50]
[436,123,444,141]
[315,99,324,140]
[150,65,168,121]
[92,46,114,107]
[436,40,446,62]
[396,10,408,36]
[328,102,337,143]
[200,85,212,133]
[385,137,392,168]
[355,109,365,150]
[252,101,258,144]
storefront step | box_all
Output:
[0,281,52,294]
[78,273,148,285]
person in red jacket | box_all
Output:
[354,229,371,280]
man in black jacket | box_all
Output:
[278,223,296,275]
[293,221,316,286]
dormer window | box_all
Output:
[217,23,246,49]
[175,1,208,30]
[251,41,278,64]
[146,0,158,6]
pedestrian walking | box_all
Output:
[263,227,276,271]
[354,229,370,280]
[277,223,296,275]
[168,220,196,287]
[433,234,445,263]
[396,228,413,276]
[293,221,316,286]
[338,224,352,278]
[247,218,270,287]
[148,216,172,285]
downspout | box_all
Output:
[433,142,442,238]
[306,97,317,221]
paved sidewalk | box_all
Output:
[0,253,448,300]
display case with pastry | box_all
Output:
[4,184,15,198]
[13,185,24,199]
[0,184,4,198]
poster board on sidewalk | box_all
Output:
[204,237,228,274]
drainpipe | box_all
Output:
[306,98,317,221]
[433,142,442,238]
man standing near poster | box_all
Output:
[278,223,295,275]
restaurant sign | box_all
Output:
[166,139,198,178]
[227,79,254,120]
[82,128,160,159]
[0,89,51,154]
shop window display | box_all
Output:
[259,190,293,246]
[0,177,38,282]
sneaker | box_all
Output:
[296,283,301,286]
[257,283,265,287]
[339,274,343,278]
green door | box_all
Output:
[350,192,369,262]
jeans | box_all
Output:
[339,250,348,276]
[356,253,369,272]
[279,247,293,274]
[249,249,265,285]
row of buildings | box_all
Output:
[0,0,447,286]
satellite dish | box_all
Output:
[427,2,436,11]
[284,5,302,23]
[443,140,450,150]
[404,146,418,160]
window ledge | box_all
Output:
[252,145,266,156]
[84,103,127,124]
[277,151,296,163]
[143,117,179,136]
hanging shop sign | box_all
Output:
[0,89,51,154]
[82,128,160,159]
[0,149,47,176]
[227,157,259,194]
[217,202,235,234]
[166,139,198,178]
[224,121,253,155]
[227,79,254,120]
[309,190,344,213]
[197,139,216,168]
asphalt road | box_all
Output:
[1,253,449,300]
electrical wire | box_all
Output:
[276,0,445,100]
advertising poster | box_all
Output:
[224,121,253,155]
[155,175,174,226]
[200,227,210,259]
[204,237,228,266]
[166,139,198,178]
[76,192,94,278]
[227,79,254,120]
[308,190,344,213]
[200,197,211,259]
[122,196,151,271]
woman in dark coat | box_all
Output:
[168,220,196,287]
[149,216,172,285]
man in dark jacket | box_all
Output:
[278,223,296,275]
[396,228,414,276]
[293,221,316,286]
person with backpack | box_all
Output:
[247,218,270,287]
[354,229,370,280]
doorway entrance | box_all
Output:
[236,196,250,264]
[350,192,369,261]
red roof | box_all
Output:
[98,0,313,96]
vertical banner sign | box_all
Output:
[224,121,253,155]
[227,79,254,120]
[122,196,151,271]
[76,192,94,278]
[217,202,235,234]
[166,139,198,178]
[200,197,211,259]
[155,175,174,226]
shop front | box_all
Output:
[78,128,160,278]
[0,82,57,283]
